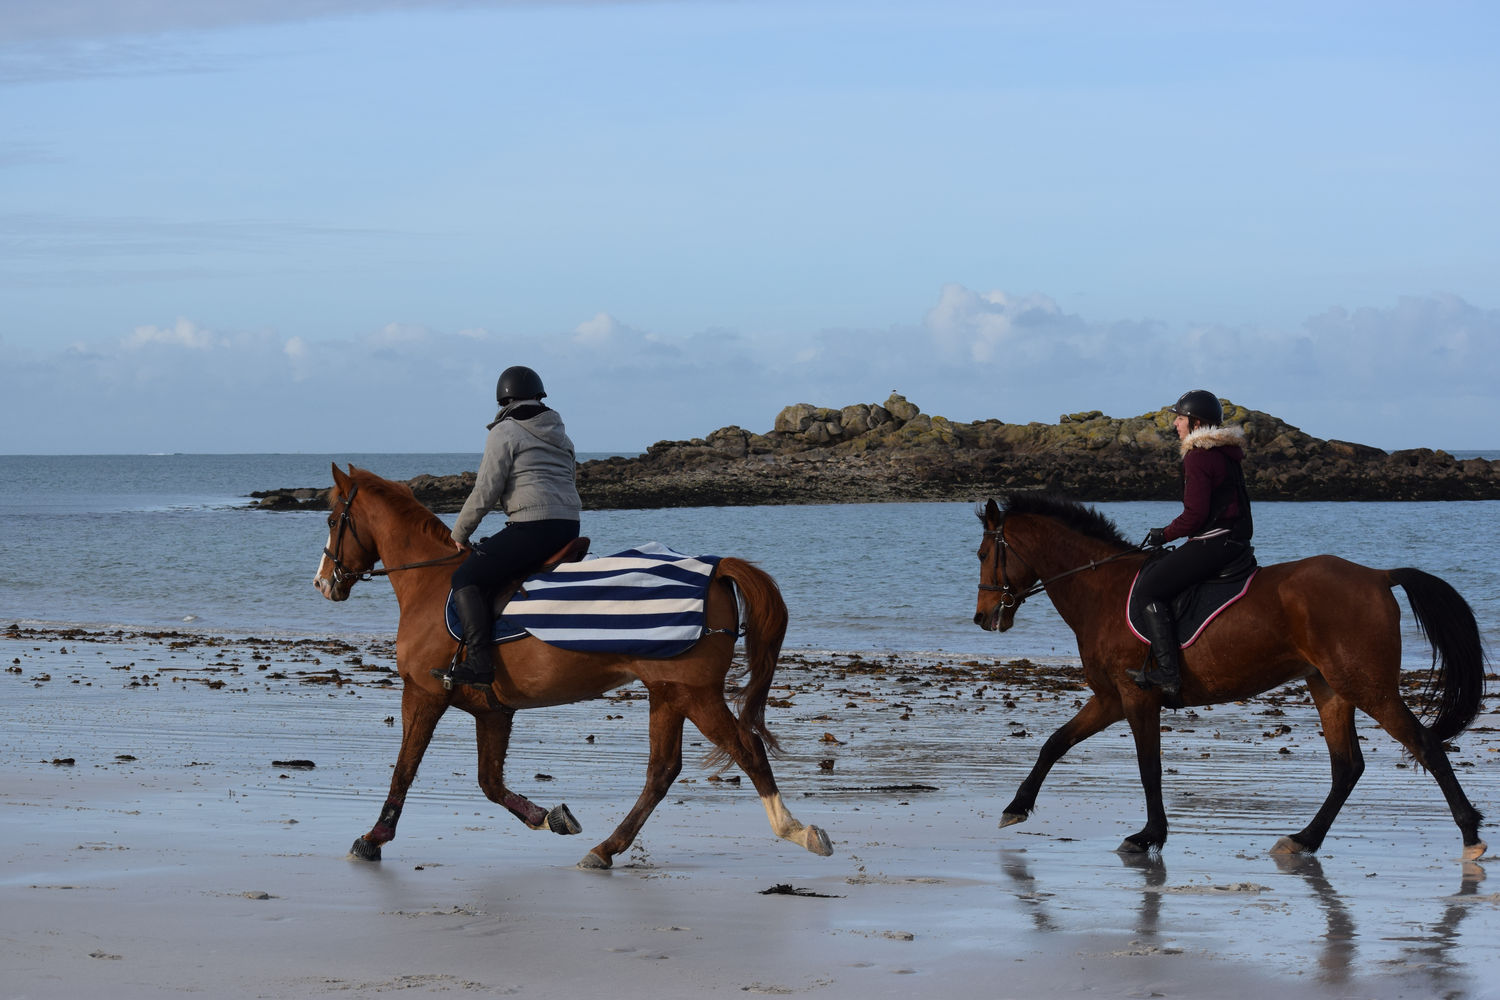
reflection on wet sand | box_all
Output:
[1272,854,1356,983]
[998,844,1493,995]
[1276,854,1487,995]
[998,850,1060,932]
[1116,851,1167,940]
[1388,861,1485,998]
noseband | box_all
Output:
[322,482,463,589]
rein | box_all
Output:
[980,517,1141,608]
[323,482,464,588]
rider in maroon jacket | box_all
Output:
[1127,390,1254,697]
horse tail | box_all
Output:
[713,557,788,759]
[1389,567,1488,742]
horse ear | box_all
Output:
[331,463,348,489]
[984,497,1001,525]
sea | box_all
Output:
[3,452,1499,667]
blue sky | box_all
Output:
[2,0,1496,454]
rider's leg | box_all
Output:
[1126,539,1234,696]
[449,583,496,685]
[1138,600,1182,696]
[446,519,582,688]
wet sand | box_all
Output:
[3,625,1499,999]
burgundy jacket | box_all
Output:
[1163,425,1249,541]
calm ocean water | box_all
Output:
[2,453,1498,665]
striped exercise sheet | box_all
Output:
[499,543,724,655]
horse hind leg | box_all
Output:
[1363,695,1486,861]
[476,708,582,837]
[682,688,833,858]
[1272,675,1364,856]
[578,687,686,870]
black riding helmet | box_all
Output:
[496,366,546,406]
[1170,389,1223,426]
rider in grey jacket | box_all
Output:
[446,366,581,686]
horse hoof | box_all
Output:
[577,851,612,870]
[1270,836,1311,855]
[805,825,834,857]
[349,836,382,862]
[547,804,582,835]
[1463,840,1488,862]
[999,812,1027,829]
[1115,838,1150,855]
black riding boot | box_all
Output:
[448,585,495,686]
[1134,600,1182,698]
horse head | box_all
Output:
[314,464,380,602]
[973,497,1037,632]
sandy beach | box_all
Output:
[4,625,1499,999]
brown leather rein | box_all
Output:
[979,514,1142,609]
[322,482,464,589]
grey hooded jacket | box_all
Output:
[452,406,581,546]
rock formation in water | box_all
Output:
[251,393,1500,510]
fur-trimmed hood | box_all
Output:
[1180,423,1247,458]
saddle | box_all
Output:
[1127,544,1258,648]
[444,537,591,646]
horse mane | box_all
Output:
[1001,493,1132,550]
[338,468,454,547]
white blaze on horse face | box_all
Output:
[314,523,338,599]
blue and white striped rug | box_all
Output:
[445,543,724,657]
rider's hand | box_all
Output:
[1143,527,1167,548]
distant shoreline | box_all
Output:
[246,395,1500,509]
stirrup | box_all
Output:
[1127,664,1180,697]
[431,643,493,691]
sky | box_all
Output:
[2,0,1497,455]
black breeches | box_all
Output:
[1130,536,1244,617]
[451,519,580,596]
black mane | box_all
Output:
[1002,493,1132,549]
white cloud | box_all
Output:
[573,311,622,345]
[2,290,1497,454]
[123,318,223,350]
[923,284,1078,365]
[372,322,430,345]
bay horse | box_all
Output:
[972,494,1489,860]
[313,465,833,868]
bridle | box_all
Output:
[322,482,463,590]
[979,512,1141,609]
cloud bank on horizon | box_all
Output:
[2,1,1496,454]
[6,286,1496,454]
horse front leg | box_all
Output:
[351,684,448,861]
[1001,695,1122,828]
[475,706,581,836]
[1273,675,1364,855]
[579,686,686,870]
[1119,697,1168,853]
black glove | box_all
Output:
[1143,527,1167,548]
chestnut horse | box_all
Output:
[973,494,1488,860]
[314,465,832,868]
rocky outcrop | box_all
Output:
[251,393,1500,510]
